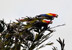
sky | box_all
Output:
[0,0,72,50]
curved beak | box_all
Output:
[50,21,53,24]
[56,15,58,18]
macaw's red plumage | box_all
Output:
[47,13,58,18]
[19,19,24,21]
[42,20,52,24]
[37,13,58,20]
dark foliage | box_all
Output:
[0,17,65,50]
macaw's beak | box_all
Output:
[55,15,58,18]
[50,21,53,24]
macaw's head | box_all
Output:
[46,13,58,18]
[42,20,53,24]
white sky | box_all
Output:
[0,0,72,50]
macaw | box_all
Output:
[37,13,58,20]
[33,20,52,32]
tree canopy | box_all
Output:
[0,16,65,50]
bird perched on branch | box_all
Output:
[36,13,58,20]
[14,13,58,30]
[33,19,52,33]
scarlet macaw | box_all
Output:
[37,13,58,20]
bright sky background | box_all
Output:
[0,0,72,50]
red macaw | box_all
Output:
[37,13,58,20]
